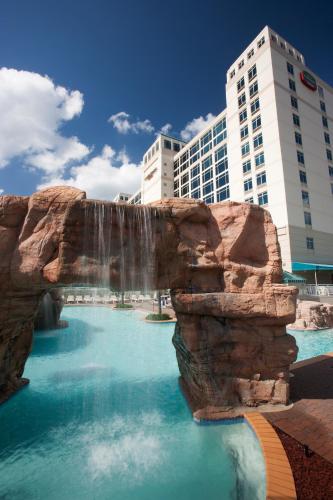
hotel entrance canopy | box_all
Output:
[292,262,333,271]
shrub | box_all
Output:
[145,313,172,321]
[115,303,133,309]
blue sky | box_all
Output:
[1,0,332,199]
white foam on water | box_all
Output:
[88,431,163,482]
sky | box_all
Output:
[0,0,333,200]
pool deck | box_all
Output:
[265,352,333,465]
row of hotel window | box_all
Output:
[244,171,267,191]
[174,184,230,204]
[229,36,265,79]
[244,191,268,206]
[175,151,228,186]
[241,133,263,157]
[174,139,227,178]
[144,139,182,163]
[237,64,257,93]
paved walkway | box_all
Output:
[265,353,333,464]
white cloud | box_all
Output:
[180,113,216,141]
[0,67,89,172]
[108,111,154,135]
[38,145,141,201]
[159,123,172,135]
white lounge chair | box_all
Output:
[66,295,74,303]
[131,295,138,302]
[102,295,111,304]
[138,295,145,302]
[110,295,119,304]
[84,295,93,304]
[76,295,83,304]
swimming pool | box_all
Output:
[289,327,333,361]
[0,306,265,500]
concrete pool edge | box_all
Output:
[245,413,296,500]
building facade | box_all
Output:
[119,26,333,276]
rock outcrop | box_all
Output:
[288,300,333,330]
[0,187,298,408]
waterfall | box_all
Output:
[82,201,158,293]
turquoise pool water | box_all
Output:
[289,327,333,361]
[0,306,265,500]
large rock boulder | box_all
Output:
[288,300,333,330]
[0,187,297,409]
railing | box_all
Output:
[298,284,333,297]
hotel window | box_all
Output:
[329,166,333,177]
[180,161,188,172]
[239,109,247,124]
[253,132,263,149]
[320,101,326,113]
[164,139,171,150]
[148,151,151,160]
[247,48,254,59]
[190,153,199,165]
[299,170,307,185]
[174,159,179,173]
[238,59,244,70]
[293,114,300,127]
[144,156,147,164]
[203,194,215,204]
[213,130,227,146]
[230,69,235,79]
[280,41,286,50]
[174,179,179,191]
[331,184,333,195]
[327,149,333,161]
[271,34,277,43]
[181,184,189,196]
[202,168,213,184]
[248,64,257,81]
[215,144,227,162]
[251,97,260,114]
[255,152,265,168]
[190,142,199,156]
[216,171,229,188]
[289,49,294,56]
[201,131,212,148]
[318,85,324,98]
[245,196,254,203]
[256,171,266,186]
[297,150,305,164]
[249,81,258,98]
[252,115,261,131]
[291,96,298,110]
[191,164,200,178]
[302,190,310,206]
[191,188,201,199]
[306,237,314,250]
[244,178,253,192]
[324,132,330,145]
[202,155,212,170]
[217,186,230,202]
[237,76,245,93]
[240,125,249,140]
[295,131,302,146]
[241,142,250,157]
[191,177,200,190]
[180,151,188,164]
[173,142,180,152]
[304,211,312,226]
[258,191,268,206]
[156,142,159,151]
[216,157,228,175]
[181,172,189,185]
[322,116,328,128]
[243,159,251,174]
[257,36,265,48]
[287,62,294,75]
[201,142,212,156]
[213,117,226,136]
[238,92,246,108]
[289,79,296,92]
[174,189,179,197]
[203,180,214,196]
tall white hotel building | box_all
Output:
[124,26,333,279]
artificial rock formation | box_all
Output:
[0,186,298,409]
[288,300,333,331]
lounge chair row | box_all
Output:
[65,294,153,304]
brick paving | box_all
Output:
[265,353,333,464]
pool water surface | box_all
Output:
[0,306,266,500]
